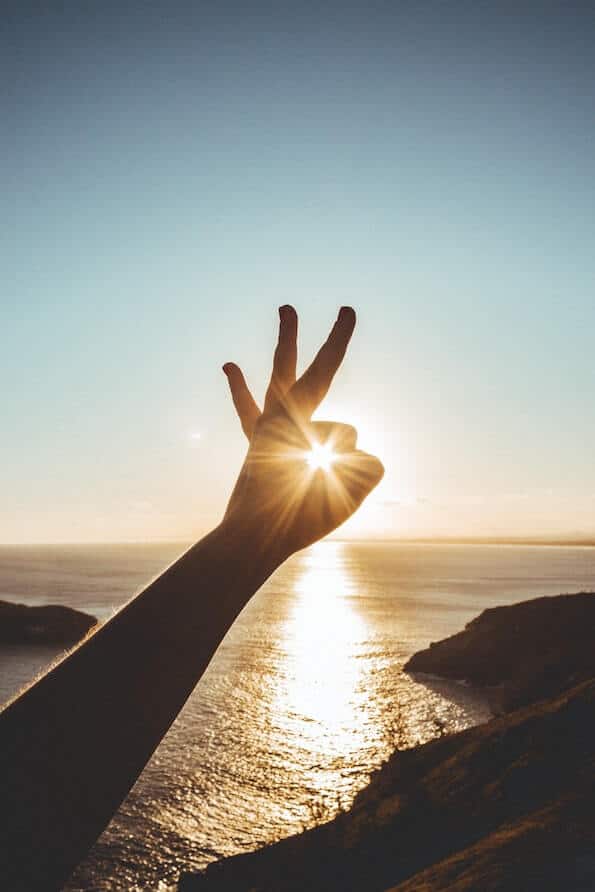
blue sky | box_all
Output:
[2,1,595,542]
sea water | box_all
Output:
[1,541,594,891]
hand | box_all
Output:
[222,306,384,561]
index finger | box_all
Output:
[289,306,356,416]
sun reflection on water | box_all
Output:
[67,541,497,888]
[275,541,372,759]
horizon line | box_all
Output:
[2,535,595,548]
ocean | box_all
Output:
[1,541,595,891]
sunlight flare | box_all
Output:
[306,441,336,472]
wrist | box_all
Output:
[215,512,288,578]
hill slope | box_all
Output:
[179,593,595,892]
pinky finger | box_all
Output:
[223,363,261,439]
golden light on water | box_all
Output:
[150,540,495,864]
[275,541,372,758]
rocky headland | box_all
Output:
[0,600,97,645]
[179,591,595,892]
[405,591,595,713]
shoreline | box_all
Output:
[179,591,595,891]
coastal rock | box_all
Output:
[404,591,595,712]
[179,680,595,891]
[0,600,97,645]
[178,592,595,892]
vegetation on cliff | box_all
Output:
[179,593,595,891]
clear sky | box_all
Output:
[3,1,595,543]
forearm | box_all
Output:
[0,520,282,892]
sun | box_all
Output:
[306,441,336,472]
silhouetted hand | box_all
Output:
[222,306,384,560]
[0,305,382,892]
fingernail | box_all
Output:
[339,305,355,320]
[222,363,232,375]
[279,304,291,319]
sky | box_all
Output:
[2,1,595,543]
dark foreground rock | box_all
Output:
[404,591,595,712]
[0,600,97,645]
[179,593,595,892]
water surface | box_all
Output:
[1,541,594,890]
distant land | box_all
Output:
[337,535,595,547]
[4,535,595,548]
[0,601,97,645]
[400,536,595,547]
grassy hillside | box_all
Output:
[179,594,595,892]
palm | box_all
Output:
[223,306,383,560]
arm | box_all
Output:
[0,523,280,891]
[0,306,383,891]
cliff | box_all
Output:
[179,592,595,892]
[0,600,97,645]
[404,591,595,712]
